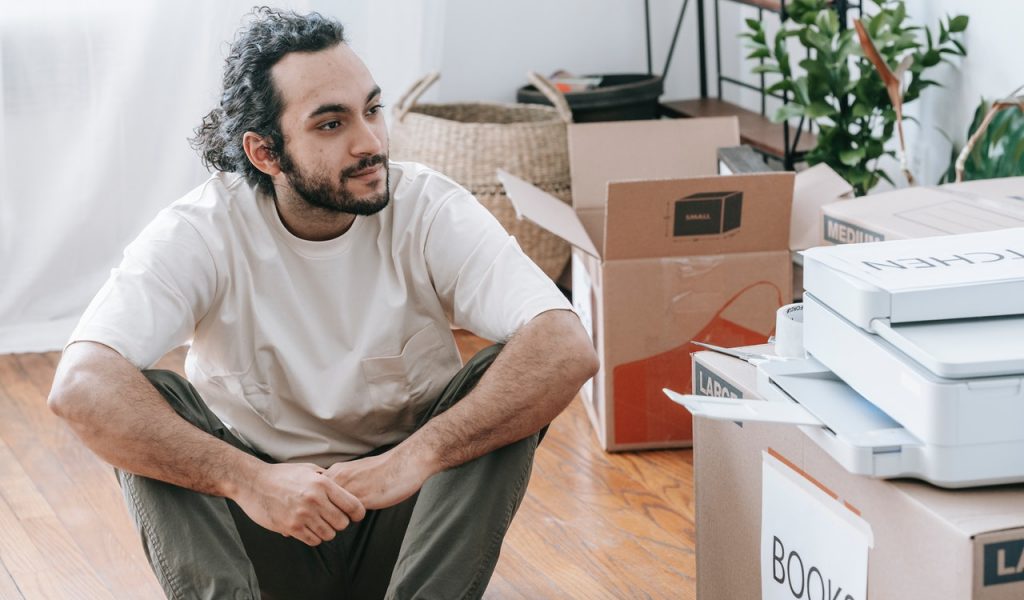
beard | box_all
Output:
[279,150,390,216]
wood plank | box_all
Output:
[0,436,114,599]
[730,0,783,12]
[507,401,697,599]
[0,554,25,599]
[661,97,817,157]
[0,356,163,598]
[14,353,147,554]
[728,0,845,15]
[480,551,538,600]
[453,328,492,361]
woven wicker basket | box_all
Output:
[389,72,573,280]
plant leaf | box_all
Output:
[794,77,811,106]
[814,10,838,37]
[801,29,832,53]
[920,49,941,67]
[773,103,807,123]
[805,101,837,118]
[1012,138,1024,172]
[839,146,867,166]
[948,15,969,33]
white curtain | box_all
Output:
[0,0,435,353]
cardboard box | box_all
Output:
[791,164,854,252]
[691,349,1024,599]
[789,164,854,300]
[499,118,793,450]
[821,177,1024,245]
[714,149,854,301]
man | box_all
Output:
[47,7,597,600]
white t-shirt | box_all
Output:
[70,161,572,464]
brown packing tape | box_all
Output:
[766,448,863,517]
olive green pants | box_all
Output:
[117,344,541,599]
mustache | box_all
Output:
[341,154,387,179]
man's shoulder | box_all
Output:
[131,172,257,252]
[171,171,255,215]
[390,161,468,205]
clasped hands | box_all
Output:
[232,447,431,547]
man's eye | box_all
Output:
[367,104,385,116]
[319,120,341,130]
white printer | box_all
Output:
[668,227,1024,488]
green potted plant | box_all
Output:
[742,0,968,195]
[940,90,1024,184]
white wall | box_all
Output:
[338,0,713,107]
[1,0,1019,353]
[410,0,1021,186]
[902,0,1024,185]
[0,0,292,352]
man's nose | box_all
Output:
[351,116,384,156]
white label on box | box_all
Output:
[761,450,873,600]
[572,253,595,403]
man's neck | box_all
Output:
[272,192,357,242]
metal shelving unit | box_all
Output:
[660,0,862,169]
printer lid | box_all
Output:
[803,227,1024,326]
[870,313,1024,378]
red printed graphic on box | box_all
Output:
[612,281,783,444]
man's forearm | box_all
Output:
[403,309,599,475]
[51,342,366,545]
[48,342,259,499]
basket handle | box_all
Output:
[526,71,574,124]
[955,85,1024,183]
[394,72,441,123]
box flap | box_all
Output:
[822,186,1024,244]
[496,169,600,258]
[792,163,853,251]
[567,118,741,211]
[603,172,794,260]
[940,176,1024,200]
[894,479,1024,537]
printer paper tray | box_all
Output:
[804,293,1024,447]
[665,356,1024,488]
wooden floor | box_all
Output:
[0,332,696,599]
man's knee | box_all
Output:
[141,369,221,436]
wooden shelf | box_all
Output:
[661,97,817,159]
[728,0,784,12]
[725,0,846,16]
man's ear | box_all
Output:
[242,132,282,177]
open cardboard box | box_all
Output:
[821,176,1024,245]
[690,348,1024,599]
[788,163,854,300]
[498,118,793,450]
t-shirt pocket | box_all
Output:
[360,323,460,431]
[190,341,280,426]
